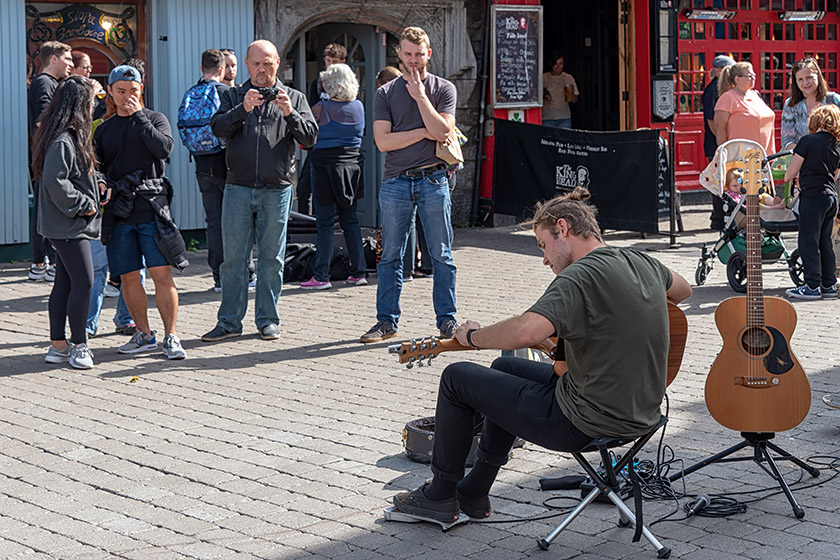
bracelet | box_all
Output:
[466,329,479,348]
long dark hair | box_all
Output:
[31,75,96,179]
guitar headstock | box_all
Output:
[388,336,459,368]
[741,149,767,197]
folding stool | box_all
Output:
[538,415,671,559]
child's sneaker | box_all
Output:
[119,330,157,354]
[820,284,838,297]
[785,285,821,300]
[346,276,368,286]
[301,277,332,290]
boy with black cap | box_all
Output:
[94,64,187,360]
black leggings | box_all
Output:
[48,238,94,345]
[430,357,593,483]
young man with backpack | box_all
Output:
[178,49,254,292]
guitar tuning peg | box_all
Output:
[417,359,424,367]
[406,363,413,369]
[427,358,433,366]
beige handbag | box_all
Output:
[436,132,464,165]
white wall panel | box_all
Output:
[150,0,254,231]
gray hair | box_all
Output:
[319,63,359,101]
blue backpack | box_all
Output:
[177,82,225,156]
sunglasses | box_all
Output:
[221,48,235,54]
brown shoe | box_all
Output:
[360,321,397,344]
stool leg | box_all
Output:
[538,487,601,550]
[605,492,671,558]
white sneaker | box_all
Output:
[103,283,120,297]
[45,343,73,363]
[69,343,94,369]
[162,334,187,360]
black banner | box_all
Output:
[492,120,663,233]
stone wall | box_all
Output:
[255,0,488,225]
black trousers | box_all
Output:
[48,238,93,344]
[797,191,838,289]
[431,357,592,483]
[31,180,55,264]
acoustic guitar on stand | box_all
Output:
[704,149,811,433]
[388,302,687,388]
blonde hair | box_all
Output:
[400,27,430,49]
[522,187,602,242]
[718,61,752,95]
[809,104,840,142]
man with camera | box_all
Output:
[202,40,318,342]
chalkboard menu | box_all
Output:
[491,5,543,109]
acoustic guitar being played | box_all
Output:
[704,149,811,433]
[389,302,687,388]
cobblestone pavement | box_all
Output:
[1,204,839,560]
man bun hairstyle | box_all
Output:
[523,187,602,242]
[39,41,71,65]
[201,49,225,74]
[400,27,430,49]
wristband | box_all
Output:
[466,329,479,348]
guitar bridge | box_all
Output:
[734,376,779,388]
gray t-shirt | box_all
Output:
[373,74,457,179]
[527,247,674,438]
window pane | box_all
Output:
[804,24,813,40]
[802,0,814,8]
[816,25,826,41]
[828,73,837,90]
[759,0,770,9]
[785,24,795,41]
[828,52,837,70]
[679,22,691,40]
[760,52,772,71]
[829,24,836,41]
[784,0,795,9]
[773,92,784,111]
[694,22,705,40]
[773,72,784,90]
[741,23,751,40]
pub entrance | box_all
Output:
[543,0,621,131]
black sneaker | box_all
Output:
[360,321,397,343]
[456,488,491,519]
[201,325,242,342]
[393,482,459,524]
[439,319,459,339]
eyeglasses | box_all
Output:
[79,65,93,71]
[736,73,756,79]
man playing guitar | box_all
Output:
[392,187,693,523]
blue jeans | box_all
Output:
[312,195,366,281]
[217,184,292,332]
[376,169,456,329]
[86,239,138,335]
[543,118,572,129]
[797,191,838,289]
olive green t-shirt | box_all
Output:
[527,247,673,438]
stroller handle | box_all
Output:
[765,150,793,163]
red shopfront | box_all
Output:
[672,1,840,190]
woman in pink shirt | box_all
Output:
[713,61,776,156]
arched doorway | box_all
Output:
[285,23,399,228]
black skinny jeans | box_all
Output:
[431,357,593,483]
[48,238,93,345]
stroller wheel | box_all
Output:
[695,260,711,286]
[788,249,805,287]
[726,252,748,293]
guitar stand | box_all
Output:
[668,432,819,519]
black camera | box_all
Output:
[257,87,280,102]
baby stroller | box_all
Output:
[694,139,803,293]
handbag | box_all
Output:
[436,131,464,165]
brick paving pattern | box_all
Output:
[0,204,838,559]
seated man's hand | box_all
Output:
[454,320,480,347]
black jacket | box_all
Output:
[210,78,318,188]
[103,171,189,271]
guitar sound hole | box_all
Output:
[741,327,771,356]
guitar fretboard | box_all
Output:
[743,152,765,327]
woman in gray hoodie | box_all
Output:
[31,75,101,369]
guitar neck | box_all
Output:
[743,153,766,327]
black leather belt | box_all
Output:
[403,163,446,177]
